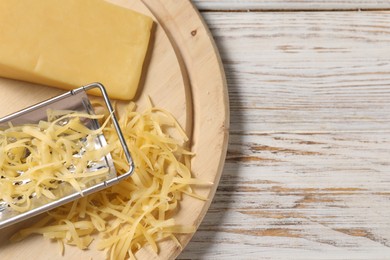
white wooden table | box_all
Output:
[179,1,390,259]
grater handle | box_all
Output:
[78,82,135,184]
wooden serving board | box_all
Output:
[0,0,229,259]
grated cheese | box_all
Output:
[0,112,111,212]
[11,101,210,259]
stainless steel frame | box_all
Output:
[0,82,134,229]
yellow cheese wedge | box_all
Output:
[0,0,153,100]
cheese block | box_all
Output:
[0,0,153,100]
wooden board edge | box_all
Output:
[139,0,230,259]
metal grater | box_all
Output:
[0,82,134,229]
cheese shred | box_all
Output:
[10,101,209,259]
[0,112,111,212]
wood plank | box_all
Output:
[179,11,390,259]
[192,0,390,11]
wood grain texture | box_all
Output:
[192,0,390,11]
[179,10,390,259]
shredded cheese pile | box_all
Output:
[11,102,208,259]
[0,111,111,212]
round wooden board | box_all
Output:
[0,0,229,259]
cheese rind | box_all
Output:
[0,0,153,100]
